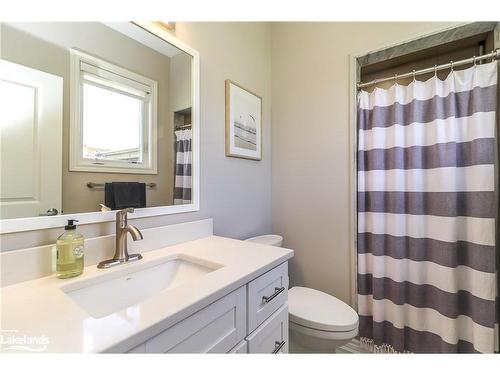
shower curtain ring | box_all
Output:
[473,56,477,66]
[434,65,438,77]
[412,70,416,82]
[394,73,398,85]
[450,61,454,72]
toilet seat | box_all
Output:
[290,320,358,341]
[288,287,358,332]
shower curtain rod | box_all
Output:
[357,49,500,90]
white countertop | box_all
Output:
[0,236,293,353]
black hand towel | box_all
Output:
[104,182,146,210]
[104,183,115,209]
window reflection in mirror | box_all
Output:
[70,49,158,173]
[0,22,193,220]
[82,82,144,163]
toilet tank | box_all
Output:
[245,234,283,247]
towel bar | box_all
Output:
[86,182,157,189]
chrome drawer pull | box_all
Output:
[272,340,285,354]
[262,287,285,304]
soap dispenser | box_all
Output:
[56,219,84,279]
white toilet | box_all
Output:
[245,234,359,353]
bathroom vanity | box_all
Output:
[126,260,289,354]
[0,220,293,353]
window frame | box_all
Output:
[69,49,158,174]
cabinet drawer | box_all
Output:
[126,343,146,353]
[228,340,248,353]
[145,286,246,353]
[246,304,288,354]
[247,262,288,332]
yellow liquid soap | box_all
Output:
[56,222,84,279]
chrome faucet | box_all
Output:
[97,208,143,269]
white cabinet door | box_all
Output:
[247,262,288,333]
[228,340,247,354]
[145,286,246,353]
[126,343,146,353]
[0,59,63,219]
[246,304,289,354]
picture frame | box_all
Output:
[225,79,262,160]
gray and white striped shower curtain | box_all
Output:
[174,129,192,205]
[357,62,498,353]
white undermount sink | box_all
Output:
[61,255,223,318]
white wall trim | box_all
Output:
[348,53,358,310]
[0,22,201,234]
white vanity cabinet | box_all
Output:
[145,286,247,353]
[247,262,288,332]
[126,261,289,354]
[229,262,289,354]
[228,340,248,353]
[246,305,288,354]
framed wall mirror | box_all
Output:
[0,21,200,233]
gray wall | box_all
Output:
[0,22,272,251]
[270,22,461,305]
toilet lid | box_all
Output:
[288,287,358,332]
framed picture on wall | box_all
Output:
[225,79,262,160]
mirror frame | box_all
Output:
[0,21,200,234]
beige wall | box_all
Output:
[271,22,461,305]
[1,22,174,214]
[0,22,272,252]
[170,53,192,112]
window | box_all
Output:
[70,49,157,174]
